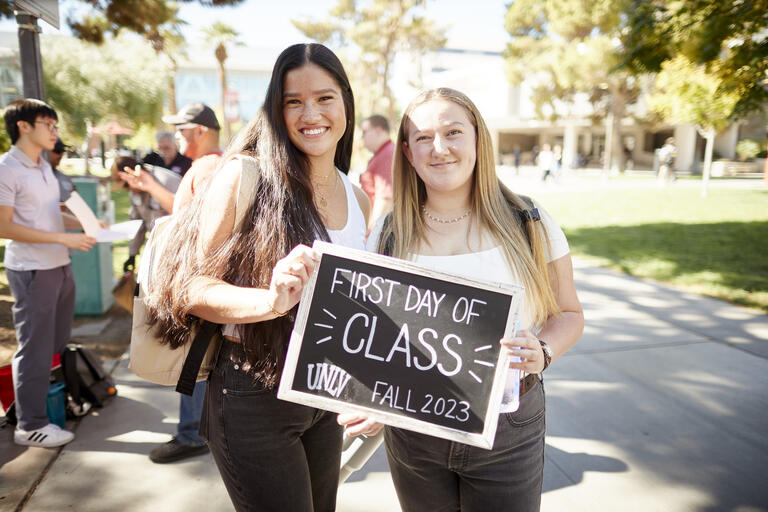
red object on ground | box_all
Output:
[0,355,63,412]
[0,364,13,412]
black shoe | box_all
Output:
[149,437,209,463]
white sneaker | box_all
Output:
[14,423,75,448]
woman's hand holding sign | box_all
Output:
[501,330,547,374]
[268,244,320,317]
[337,412,384,438]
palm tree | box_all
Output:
[202,22,242,143]
[147,16,188,116]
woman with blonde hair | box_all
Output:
[344,88,583,511]
[146,43,369,511]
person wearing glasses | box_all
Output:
[0,99,97,448]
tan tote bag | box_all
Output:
[128,156,259,387]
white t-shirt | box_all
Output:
[366,204,569,412]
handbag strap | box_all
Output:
[175,322,219,395]
[175,155,260,395]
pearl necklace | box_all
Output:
[422,205,471,224]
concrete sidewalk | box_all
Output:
[2,260,767,511]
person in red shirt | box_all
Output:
[360,114,394,230]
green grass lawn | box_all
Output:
[534,186,768,312]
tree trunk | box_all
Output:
[168,59,178,115]
[701,127,715,197]
[83,119,92,175]
[603,86,626,175]
[603,110,613,177]
[219,59,230,144]
[612,89,627,173]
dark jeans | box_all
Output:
[200,340,343,512]
[385,377,546,512]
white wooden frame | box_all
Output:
[278,240,523,449]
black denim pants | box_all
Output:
[200,340,343,512]
[385,377,546,512]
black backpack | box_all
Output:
[2,345,116,426]
[59,344,117,409]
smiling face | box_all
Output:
[282,63,347,172]
[403,99,477,198]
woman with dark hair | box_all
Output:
[344,88,583,511]
[145,43,369,511]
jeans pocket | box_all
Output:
[504,380,545,427]
[221,363,273,397]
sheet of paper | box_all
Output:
[95,220,142,243]
[64,191,100,237]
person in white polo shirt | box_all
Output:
[0,99,97,448]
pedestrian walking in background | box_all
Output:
[144,43,369,510]
[0,99,98,448]
[658,137,677,184]
[350,88,584,511]
[539,143,555,182]
[360,114,394,230]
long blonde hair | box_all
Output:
[378,88,559,327]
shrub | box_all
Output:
[735,139,764,160]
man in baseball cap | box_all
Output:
[162,102,220,163]
[122,102,222,214]
[121,101,223,464]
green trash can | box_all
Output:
[70,178,115,315]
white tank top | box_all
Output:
[327,170,367,250]
[222,169,366,339]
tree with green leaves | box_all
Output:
[504,0,639,174]
[623,0,768,120]
[202,21,241,143]
[292,0,446,127]
[41,35,170,145]
[648,56,740,197]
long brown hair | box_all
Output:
[378,88,559,327]
[146,43,355,387]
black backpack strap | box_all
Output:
[515,194,541,224]
[61,348,83,404]
[77,346,108,381]
[175,321,219,396]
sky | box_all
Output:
[3,0,510,53]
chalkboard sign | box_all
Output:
[277,241,524,449]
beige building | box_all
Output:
[392,48,766,175]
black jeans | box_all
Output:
[385,377,546,512]
[201,340,343,512]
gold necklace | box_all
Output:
[316,171,339,208]
[422,204,471,224]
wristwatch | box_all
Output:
[538,339,553,372]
